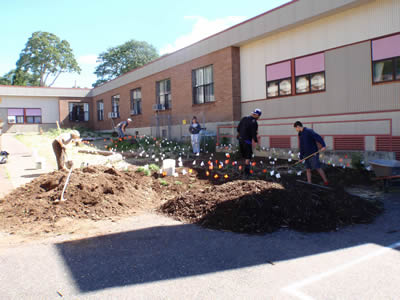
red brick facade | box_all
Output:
[91,46,241,131]
[59,97,92,129]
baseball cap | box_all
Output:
[252,108,262,116]
[127,118,132,122]
[70,130,80,137]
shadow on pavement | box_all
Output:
[56,193,400,293]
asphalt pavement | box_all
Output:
[0,134,399,299]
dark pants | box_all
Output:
[52,140,65,170]
[239,140,253,160]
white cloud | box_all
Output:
[160,15,247,55]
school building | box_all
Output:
[1,0,399,158]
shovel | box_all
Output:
[291,149,325,167]
[57,167,73,202]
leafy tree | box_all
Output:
[93,40,159,87]
[16,31,81,87]
[0,69,39,86]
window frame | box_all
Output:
[97,100,104,121]
[111,94,120,118]
[192,65,215,105]
[295,71,326,94]
[7,108,42,124]
[372,56,400,84]
[156,79,171,110]
[131,88,142,115]
[267,77,292,98]
[266,52,326,99]
[68,102,90,122]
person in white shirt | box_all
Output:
[52,130,80,170]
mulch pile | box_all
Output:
[159,178,383,233]
[0,163,383,235]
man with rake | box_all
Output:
[294,121,329,185]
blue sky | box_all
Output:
[0,0,290,88]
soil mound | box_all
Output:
[0,166,159,233]
[159,179,383,233]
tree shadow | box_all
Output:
[56,193,400,293]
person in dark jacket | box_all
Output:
[294,121,328,185]
[189,116,202,155]
[237,109,262,176]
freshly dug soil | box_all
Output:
[159,178,383,233]
[0,166,160,234]
[0,163,383,236]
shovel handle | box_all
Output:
[60,167,73,201]
[292,149,324,167]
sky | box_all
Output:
[0,0,290,88]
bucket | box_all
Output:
[162,159,176,176]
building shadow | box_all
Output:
[56,193,400,293]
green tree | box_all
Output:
[93,39,159,87]
[0,69,39,86]
[16,31,81,87]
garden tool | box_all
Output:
[57,167,73,202]
[64,150,74,169]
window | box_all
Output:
[69,103,89,122]
[156,79,171,109]
[7,108,42,124]
[7,108,24,124]
[97,100,104,121]
[266,60,292,98]
[372,34,400,83]
[111,95,120,117]
[25,108,42,124]
[131,88,142,115]
[192,65,214,104]
[295,53,325,94]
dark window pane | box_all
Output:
[26,116,34,123]
[296,76,310,94]
[373,60,393,82]
[311,72,325,91]
[396,58,400,80]
[267,81,279,97]
[16,116,24,123]
[279,79,291,96]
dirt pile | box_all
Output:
[0,166,159,233]
[159,179,383,233]
[0,163,383,236]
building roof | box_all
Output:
[90,0,372,97]
[0,85,91,98]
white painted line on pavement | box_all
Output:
[282,240,400,300]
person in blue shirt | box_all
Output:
[294,121,329,185]
[237,109,261,176]
[116,118,132,138]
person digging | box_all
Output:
[52,130,81,171]
[294,121,329,185]
[237,109,262,178]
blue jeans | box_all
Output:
[191,134,200,153]
[117,127,125,138]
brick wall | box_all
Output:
[91,46,241,131]
[59,98,93,129]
